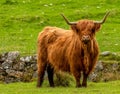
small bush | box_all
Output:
[54,71,74,87]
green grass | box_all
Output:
[1,1,120,93]
[0,81,120,94]
[0,0,120,55]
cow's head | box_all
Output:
[61,12,110,45]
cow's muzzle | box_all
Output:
[81,35,90,44]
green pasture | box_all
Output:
[0,81,120,94]
[0,0,120,55]
[0,0,120,94]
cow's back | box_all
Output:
[38,26,72,72]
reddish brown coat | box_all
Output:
[37,12,109,87]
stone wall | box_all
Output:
[89,60,120,82]
[0,51,37,83]
[0,51,120,83]
[89,51,120,82]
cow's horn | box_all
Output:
[94,11,110,24]
[61,14,77,25]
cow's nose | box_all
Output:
[82,35,90,44]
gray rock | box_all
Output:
[20,57,25,62]
[19,62,25,70]
[2,61,12,69]
[25,56,32,62]
[6,69,23,78]
[95,61,103,71]
[112,63,119,71]
[13,61,25,71]
[0,68,6,75]
[89,61,103,82]
[100,51,111,56]
[0,52,8,62]
[13,63,19,70]
[31,64,37,71]
[4,77,21,83]
[33,54,37,61]
[21,56,32,63]
[7,51,20,61]
[32,71,37,78]
[89,72,97,81]
[0,75,4,81]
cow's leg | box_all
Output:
[75,72,81,87]
[72,69,81,87]
[47,64,54,87]
[82,72,88,87]
[37,60,47,87]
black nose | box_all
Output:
[82,36,90,44]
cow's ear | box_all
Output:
[94,23,101,32]
[71,25,79,32]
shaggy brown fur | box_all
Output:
[37,15,108,87]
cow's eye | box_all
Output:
[92,28,95,32]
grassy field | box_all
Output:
[0,0,120,55]
[0,0,120,93]
[0,81,120,94]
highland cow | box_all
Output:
[37,12,110,87]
